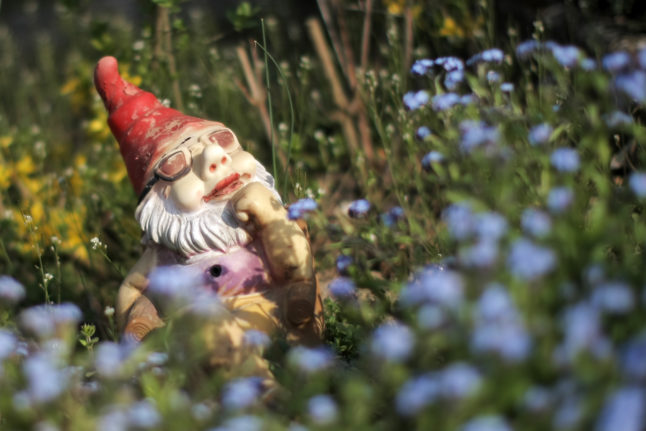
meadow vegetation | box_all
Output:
[1,0,646,429]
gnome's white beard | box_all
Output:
[135,161,279,258]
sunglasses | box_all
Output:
[138,129,240,203]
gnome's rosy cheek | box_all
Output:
[168,171,205,213]
[231,151,257,179]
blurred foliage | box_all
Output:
[0,0,646,430]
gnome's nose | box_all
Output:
[199,143,232,179]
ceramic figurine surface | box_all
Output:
[93,56,323,355]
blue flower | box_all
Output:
[435,56,464,71]
[444,69,465,90]
[221,377,264,410]
[621,332,646,380]
[460,415,512,431]
[348,199,371,218]
[328,277,356,299]
[403,90,430,110]
[127,400,161,429]
[580,58,596,70]
[553,395,583,429]
[0,329,17,361]
[442,202,475,240]
[591,281,634,313]
[416,126,432,140]
[550,148,580,172]
[401,267,465,308]
[475,211,508,242]
[597,387,646,431]
[629,172,646,198]
[432,92,460,111]
[615,71,646,103]
[396,374,439,416]
[547,186,574,213]
[417,305,445,329]
[507,238,556,280]
[459,121,500,153]
[516,40,540,58]
[638,48,646,69]
[460,240,499,268]
[95,341,129,378]
[371,321,414,362]
[381,206,405,227]
[523,386,552,412]
[468,48,504,66]
[308,395,338,425]
[288,197,318,220]
[217,416,263,431]
[557,302,610,362]
[604,110,633,128]
[528,123,553,145]
[602,51,631,73]
[460,94,477,105]
[335,254,353,275]
[486,70,501,83]
[521,208,552,237]
[288,346,334,373]
[500,82,514,92]
[421,151,444,172]
[411,58,434,75]
[0,275,25,304]
[23,352,68,403]
[550,44,581,67]
[472,284,531,361]
[438,362,482,399]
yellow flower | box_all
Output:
[0,164,10,189]
[439,16,465,38]
[0,135,12,149]
[15,155,35,176]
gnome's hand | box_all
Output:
[231,182,313,283]
[231,182,285,229]
[231,182,322,342]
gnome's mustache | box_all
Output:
[135,161,279,258]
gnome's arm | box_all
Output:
[117,247,165,342]
[231,182,323,343]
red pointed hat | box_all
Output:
[94,56,224,196]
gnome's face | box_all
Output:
[157,126,258,213]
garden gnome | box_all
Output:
[93,56,323,359]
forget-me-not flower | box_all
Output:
[615,71,646,103]
[421,151,444,172]
[308,395,338,425]
[328,277,356,299]
[551,148,580,172]
[507,238,556,280]
[521,208,552,237]
[371,321,414,362]
[0,275,25,304]
[602,51,631,73]
[597,386,646,431]
[528,123,553,145]
[547,186,574,213]
[403,90,430,110]
[432,92,461,111]
[348,199,371,218]
[460,415,512,431]
[629,172,646,198]
[396,374,439,416]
